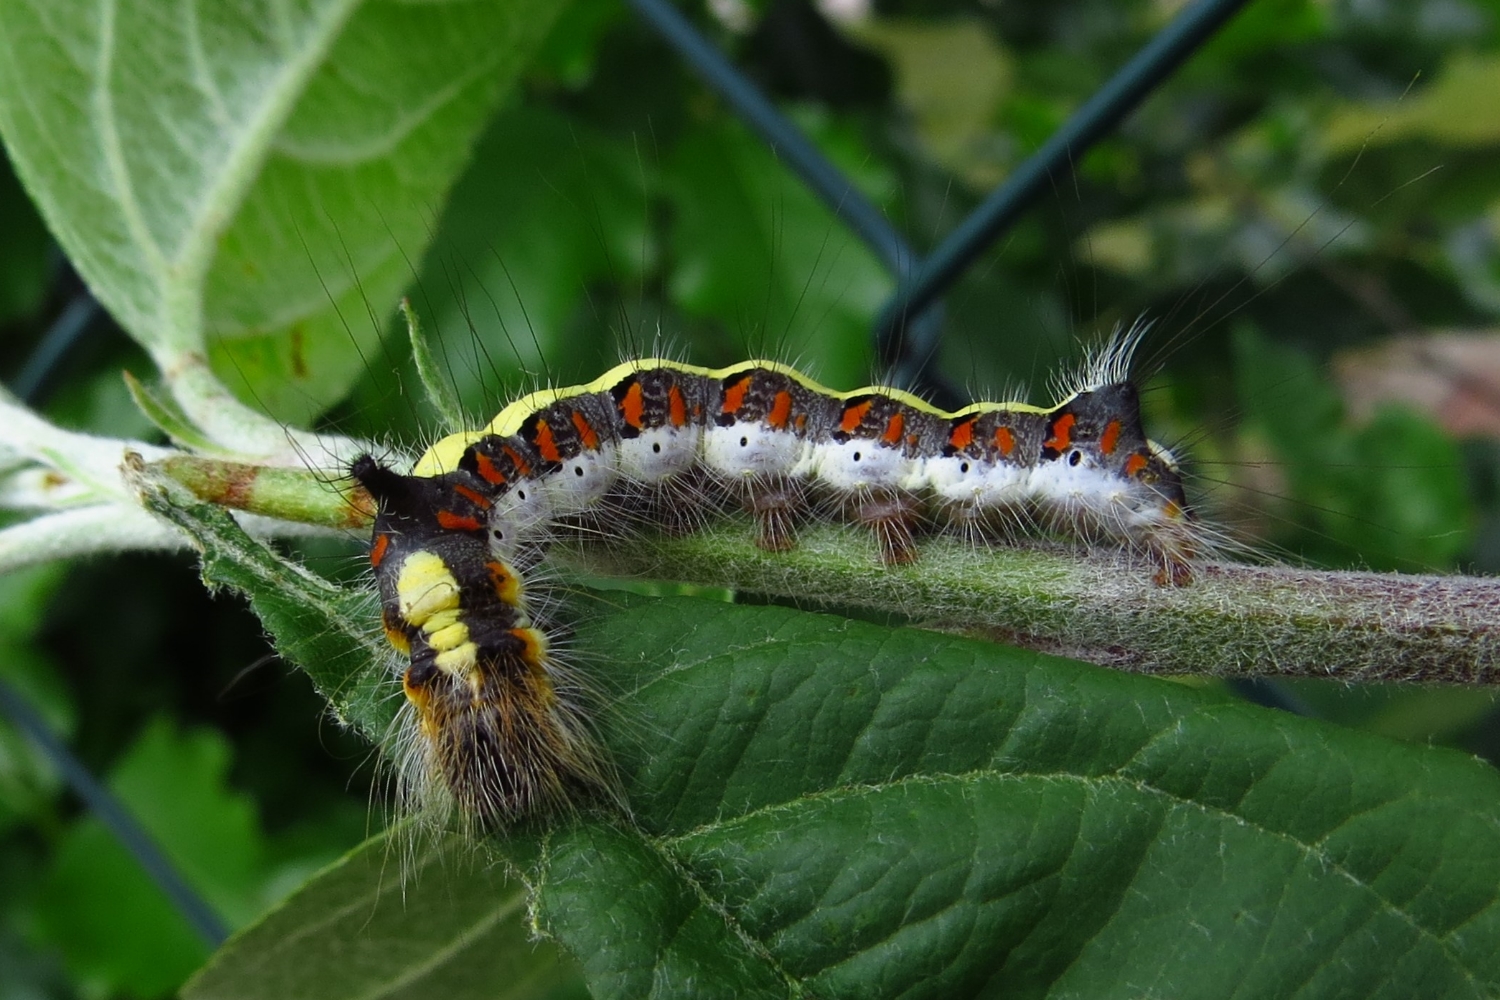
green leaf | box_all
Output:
[133,464,392,740]
[1324,53,1500,151]
[531,0,624,89]
[666,117,892,390]
[508,595,1500,999]
[1343,405,1473,568]
[848,18,1012,189]
[136,466,1500,996]
[402,297,464,435]
[184,830,589,1000]
[0,0,567,425]
[124,372,225,454]
[28,719,265,998]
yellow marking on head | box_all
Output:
[396,551,461,627]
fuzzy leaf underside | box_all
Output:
[0,0,566,423]
[147,473,1500,999]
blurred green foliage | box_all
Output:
[3,0,1500,995]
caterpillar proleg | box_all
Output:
[352,324,1196,825]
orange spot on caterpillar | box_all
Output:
[437,510,483,532]
[532,419,561,463]
[486,560,521,605]
[401,667,427,703]
[570,410,600,450]
[453,483,491,509]
[881,410,905,445]
[382,609,409,655]
[620,381,645,428]
[509,627,548,670]
[1045,413,1075,452]
[993,426,1016,456]
[1124,452,1149,477]
[1100,419,1122,456]
[401,668,438,738]
[950,419,975,451]
[502,445,533,477]
[370,532,390,568]
[794,413,807,431]
[768,390,793,430]
[474,452,507,485]
[668,385,688,427]
[840,400,873,434]
[722,376,751,414]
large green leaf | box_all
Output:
[519,596,1500,999]
[183,830,588,1000]
[151,477,1500,997]
[0,0,565,424]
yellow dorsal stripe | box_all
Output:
[413,359,1062,476]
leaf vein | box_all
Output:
[658,767,1492,990]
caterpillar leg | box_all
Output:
[745,474,805,552]
[853,489,922,566]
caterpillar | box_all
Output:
[351,325,1197,826]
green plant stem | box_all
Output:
[154,456,373,529]
[566,524,1500,686]
[147,456,1500,686]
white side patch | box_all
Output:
[542,442,620,515]
[487,478,555,559]
[811,439,917,492]
[923,455,1032,508]
[702,423,806,478]
[617,426,702,481]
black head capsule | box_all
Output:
[352,454,439,527]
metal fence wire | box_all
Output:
[630,0,1253,399]
[3,0,1260,941]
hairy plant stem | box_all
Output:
[564,525,1500,686]
[150,458,1500,685]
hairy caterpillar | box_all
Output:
[352,325,1196,825]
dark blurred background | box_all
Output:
[4,0,1500,995]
